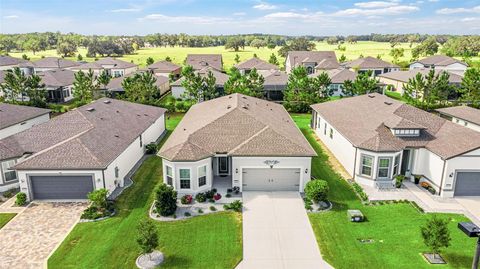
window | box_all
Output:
[115,166,119,178]
[198,165,207,187]
[166,165,173,186]
[316,117,321,129]
[377,158,391,178]
[179,169,190,189]
[113,70,123,77]
[1,160,17,182]
[329,128,334,139]
[393,155,400,176]
[324,123,327,135]
[360,155,373,177]
[139,135,143,147]
[465,122,468,126]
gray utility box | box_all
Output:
[348,209,364,222]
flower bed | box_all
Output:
[80,201,115,221]
[150,198,242,221]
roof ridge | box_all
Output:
[75,137,103,166]
[229,125,269,154]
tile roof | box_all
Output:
[0,55,33,67]
[186,54,223,71]
[33,57,80,69]
[310,68,357,84]
[343,56,399,69]
[0,98,166,169]
[415,55,468,67]
[171,67,229,87]
[38,69,75,87]
[147,60,181,72]
[378,69,463,83]
[287,51,338,69]
[0,103,50,130]
[235,58,279,71]
[311,93,480,159]
[73,57,137,70]
[436,106,480,126]
[159,94,316,161]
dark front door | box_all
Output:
[218,157,229,175]
[400,150,410,175]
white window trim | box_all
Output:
[360,154,374,178]
[377,157,392,179]
[179,168,191,189]
[166,165,173,186]
[198,165,207,187]
[393,155,400,176]
[1,159,17,182]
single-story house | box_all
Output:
[311,93,480,197]
[410,55,468,75]
[378,69,463,95]
[310,68,357,97]
[106,72,170,96]
[0,55,34,75]
[33,57,81,73]
[0,103,50,140]
[186,54,223,71]
[0,98,166,201]
[159,93,316,194]
[38,69,76,103]
[73,57,138,77]
[285,51,339,75]
[234,57,279,75]
[147,60,182,80]
[342,56,400,76]
[263,70,288,101]
[436,106,480,133]
[171,67,229,99]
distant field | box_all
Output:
[9,41,478,70]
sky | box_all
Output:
[1,0,479,35]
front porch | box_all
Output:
[212,175,241,198]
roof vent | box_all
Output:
[242,96,247,99]
[368,94,375,98]
[114,134,119,138]
[103,100,111,104]
[384,101,393,105]
[227,105,231,109]
[241,105,248,110]
[86,107,95,112]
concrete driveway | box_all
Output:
[237,191,332,269]
[0,202,86,269]
[455,197,480,225]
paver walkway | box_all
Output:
[236,191,333,269]
[0,202,86,269]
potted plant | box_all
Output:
[395,175,405,188]
[414,175,421,184]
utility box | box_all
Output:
[458,222,480,237]
[348,209,364,222]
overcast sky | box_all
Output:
[1,0,479,35]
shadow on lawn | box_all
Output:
[443,252,474,268]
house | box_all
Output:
[342,56,400,76]
[410,55,468,75]
[234,57,279,75]
[106,72,170,96]
[73,57,138,77]
[186,54,223,71]
[285,51,339,75]
[263,70,288,101]
[33,57,80,73]
[436,106,480,132]
[147,60,182,80]
[0,55,34,75]
[158,93,316,194]
[310,68,357,97]
[171,67,229,99]
[378,69,463,95]
[38,69,76,103]
[0,98,166,200]
[311,93,480,197]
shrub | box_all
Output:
[155,183,177,216]
[145,143,157,154]
[227,188,232,193]
[87,189,109,209]
[181,194,193,204]
[205,190,216,199]
[395,175,405,188]
[233,186,240,194]
[428,187,436,195]
[81,206,102,219]
[137,219,159,255]
[184,212,191,217]
[208,198,215,203]
[224,200,243,212]
[213,193,222,201]
[197,208,203,214]
[210,206,217,211]
[15,192,27,206]
[225,193,232,198]
[2,189,16,198]
[195,192,207,203]
[421,216,451,258]
[305,179,329,203]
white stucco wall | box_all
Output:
[412,148,445,192]
[0,113,50,140]
[450,117,480,132]
[409,63,425,70]
[163,158,213,195]
[172,86,186,99]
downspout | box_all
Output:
[352,147,358,181]
[101,169,106,189]
[439,159,447,196]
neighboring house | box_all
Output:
[234,57,279,75]
[0,103,50,191]
[342,56,400,76]
[310,68,357,97]
[436,106,480,132]
[186,54,223,71]
[33,57,80,73]
[158,93,316,194]
[106,72,170,96]
[285,51,339,75]
[378,69,463,95]
[263,70,288,101]
[0,98,166,201]
[0,55,34,75]
[147,60,182,80]
[38,69,76,103]
[73,57,138,77]
[410,55,468,75]
[311,93,480,197]
[171,67,229,99]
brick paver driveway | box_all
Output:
[0,202,86,269]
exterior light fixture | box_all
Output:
[235,168,238,174]
[305,169,308,174]
[449,173,454,178]
[458,222,480,269]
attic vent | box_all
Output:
[241,105,248,110]
[86,107,95,112]
[144,113,148,116]
[368,94,375,98]
[114,134,119,138]
[228,96,232,99]
[242,96,247,99]
[384,101,393,105]
[137,114,141,116]
[116,110,120,113]
[227,105,232,109]
[103,100,111,104]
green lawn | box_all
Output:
[49,113,242,269]
[291,113,478,269]
[0,213,16,229]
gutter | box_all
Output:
[353,147,358,181]
[101,169,106,189]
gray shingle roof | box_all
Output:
[310,68,357,84]
[378,69,463,83]
[343,56,399,69]
[147,60,181,72]
[73,57,137,70]
[287,51,338,69]
[159,94,316,161]
[33,57,80,69]
[38,69,75,87]
[0,103,50,130]
[0,98,166,169]
[263,70,288,86]
[311,93,480,159]
[414,55,468,67]
[171,67,228,87]
[0,55,32,67]
[235,58,279,71]
[436,106,480,126]
[106,72,169,91]
[186,54,223,71]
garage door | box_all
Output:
[242,168,301,191]
[30,175,94,200]
[454,172,480,196]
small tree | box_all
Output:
[97,70,111,90]
[136,219,159,258]
[234,54,240,64]
[268,53,279,66]
[146,57,155,66]
[155,183,177,216]
[165,56,172,62]
[339,54,347,63]
[77,54,83,61]
[87,188,109,209]
[305,179,329,203]
[420,216,451,259]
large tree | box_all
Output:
[225,37,245,52]
[283,66,328,113]
[122,72,159,104]
[278,38,316,57]
[224,68,264,98]
[181,65,218,103]
[0,67,47,106]
[56,39,77,57]
[459,68,480,107]
[73,70,98,104]
[342,71,380,96]
[412,37,439,59]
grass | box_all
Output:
[48,112,242,269]
[291,113,478,269]
[385,90,408,102]
[0,213,16,229]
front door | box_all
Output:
[400,149,410,175]
[218,157,229,175]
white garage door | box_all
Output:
[242,168,301,191]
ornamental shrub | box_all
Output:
[15,192,27,206]
[181,194,193,204]
[195,192,206,203]
[305,179,329,203]
[224,200,243,212]
[155,183,177,216]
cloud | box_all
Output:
[108,8,142,13]
[233,12,246,16]
[334,5,419,16]
[141,14,233,24]
[436,5,480,14]
[4,15,19,19]
[264,12,311,19]
[253,3,277,10]
[354,1,399,9]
